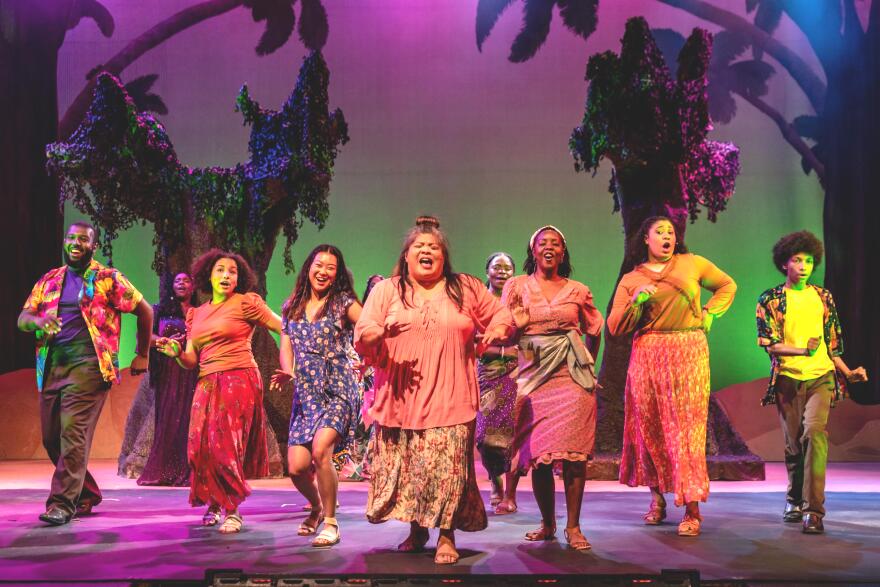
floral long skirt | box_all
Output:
[475,358,518,477]
[619,329,711,506]
[366,421,487,532]
[188,367,269,511]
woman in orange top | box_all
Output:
[157,249,281,534]
[608,216,736,537]
[354,216,506,565]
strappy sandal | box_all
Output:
[202,506,221,527]
[524,521,556,541]
[311,516,340,547]
[677,513,701,537]
[494,501,518,515]
[434,534,459,565]
[297,510,324,536]
[564,526,592,551]
[218,512,243,534]
[644,501,667,525]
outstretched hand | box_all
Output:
[155,337,181,358]
[270,369,294,391]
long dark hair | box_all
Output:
[155,272,198,321]
[523,228,573,277]
[627,215,689,265]
[396,216,466,310]
[282,244,357,322]
[191,249,257,295]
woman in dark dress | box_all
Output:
[138,272,200,486]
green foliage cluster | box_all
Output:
[47,52,348,274]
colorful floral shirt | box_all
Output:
[23,259,144,391]
[755,283,845,406]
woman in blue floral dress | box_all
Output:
[271,244,362,548]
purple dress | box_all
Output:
[137,311,200,486]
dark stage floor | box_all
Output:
[0,461,878,585]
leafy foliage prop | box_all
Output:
[569,17,740,223]
[47,51,348,275]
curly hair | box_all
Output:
[626,215,689,265]
[523,228,573,277]
[395,215,467,310]
[772,230,823,273]
[191,249,257,295]
[282,244,358,322]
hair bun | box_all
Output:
[415,215,440,229]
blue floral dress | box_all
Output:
[285,294,362,450]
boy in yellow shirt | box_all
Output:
[756,231,867,534]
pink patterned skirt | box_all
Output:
[366,421,487,532]
[619,329,710,505]
[512,364,597,471]
[188,367,269,511]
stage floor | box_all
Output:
[0,460,878,585]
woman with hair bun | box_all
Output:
[355,216,507,565]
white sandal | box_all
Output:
[311,516,340,547]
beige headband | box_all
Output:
[529,225,567,249]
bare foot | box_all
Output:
[434,533,459,565]
[398,524,429,552]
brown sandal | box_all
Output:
[434,534,459,565]
[524,521,556,541]
[678,513,701,537]
[644,501,667,525]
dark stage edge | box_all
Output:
[1,486,878,585]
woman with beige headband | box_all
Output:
[488,225,603,550]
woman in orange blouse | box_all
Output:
[608,216,736,537]
[489,226,603,550]
[157,250,281,534]
[354,216,506,565]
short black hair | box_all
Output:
[772,230,824,274]
[191,249,257,295]
[68,220,100,245]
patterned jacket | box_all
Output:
[755,283,845,406]
[23,259,144,391]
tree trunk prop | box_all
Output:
[570,17,763,480]
[46,52,349,475]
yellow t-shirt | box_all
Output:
[778,287,834,380]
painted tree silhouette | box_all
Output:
[46,51,349,469]
[566,17,761,479]
[477,0,880,405]
[1,0,331,375]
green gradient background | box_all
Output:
[57,0,826,392]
